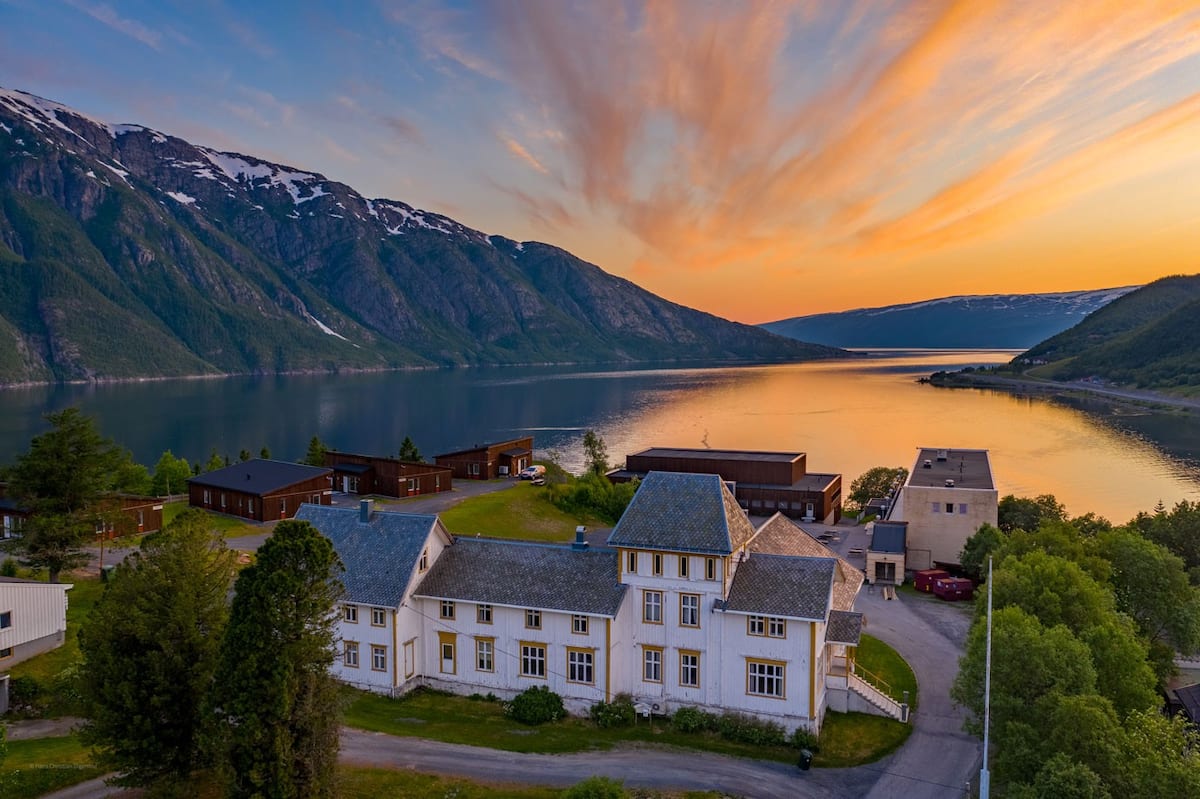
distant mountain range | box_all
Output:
[1015,274,1200,391]
[761,288,1139,349]
[0,88,840,385]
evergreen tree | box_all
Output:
[304,436,329,467]
[151,450,192,497]
[211,520,343,799]
[78,511,236,787]
[204,449,225,472]
[397,436,423,463]
[260,446,272,459]
[239,449,252,463]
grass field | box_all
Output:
[0,735,102,799]
[338,769,723,798]
[438,482,603,542]
[163,502,259,538]
[856,634,919,710]
[815,711,912,767]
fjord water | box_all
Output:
[1,351,1198,524]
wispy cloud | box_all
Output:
[497,132,548,175]
[226,20,274,59]
[65,0,162,50]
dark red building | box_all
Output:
[434,437,534,480]
[1,484,162,540]
[607,447,842,523]
[187,459,332,521]
[324,451,452,497]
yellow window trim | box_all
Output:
[679,648,700,688]
[343,640,360,669]
[524,609,542,630]
[370,644,389,673]
[474,636,495,673]
[571,614,590,635]
[745,657,787,700]
[477,604,493,624]
[370,608,386,627]
[437,631,457,675]
[641,645,664,684]
[679,554,689,578]
[642,589,664,625]
[519,640,548,680]
[403,638,416,679]
[440,600,456,620]
[652,552,663,576]
[678,593,701,628]
[565,646,596,685]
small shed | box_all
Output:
[914,568,950,593]
[866,520,907,585]
[933,577,974,601]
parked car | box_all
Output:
[519,465,546,480]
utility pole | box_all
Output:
[979,556,993,799]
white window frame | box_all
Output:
[643,647,663,683]
[747,660,785,698]
[343,641,359,668]
[643,591,663,624]
[520,643,547,678]
[748,615,765,636]
[572,614,589,635]
[680,651,699,688]
[371,645,387,672]
[344,605,358,624]
[680,594,700,627]
[476,638,494,672]
[567,649,594,684]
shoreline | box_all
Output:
[925,370,1200,414]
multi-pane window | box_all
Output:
[567,649,594,684]
[652,553,663,576]
[343,641,359,668]
[477,604,493,624]
[419,549,429,572]
[521,643,547,678]
[748,615,786,637]
[748,615,765,636]
[680,651,699,688]
[679,555,689,578]
[476,638,494,671]
[747,660,785,698]
[525,609,542,629]
[768,618,786,638]
[440,600,455,620]
[680,594,700,627]
[344,605,358,623]
[643,647,663,682]
[572,614,589,634]
[643,591,663,623]
[371,608,386,627]
[371,645,387,672]
[627,550,638,573]
[705,557,717,581]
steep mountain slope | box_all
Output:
[1014,275,1200,391]
[0,88,840,384]
[761,288,1137,349]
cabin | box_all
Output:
[300,471,905,735]
[187,459,332,521]
[608,447,842,523]
[0,577,73,713]
[324,451,452,497]
[866,520,907,585]
[434,437,534,480]
[0,484,161,540]
[886,447,998,570]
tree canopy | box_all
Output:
[398,436,423,463]
[997,493,1067,532]
[304,435,328,467]
[151,450,192,497]
[847,466,908,512]
[582,430,609,476]
[78,510,236,787]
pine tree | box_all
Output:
[211,520,343,798]
[398,436,423,463]
[78,511,236,787]
[260,446,272,459]
[304,435,329,467]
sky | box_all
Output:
[2,1,1200,323]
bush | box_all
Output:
[715,712,788,747]
[0,558,17,577]
[5,676,43,716]
[671,706,718,733]
[563,776,627,799]
[790,727,820,752]
[590,695,636,728]
[506,685,565,725]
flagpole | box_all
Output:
[979,556,993,799]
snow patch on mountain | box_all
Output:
[307,313,348,341]
[200,149,328,206]
[165,191,196,205]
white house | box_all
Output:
[0,576,73,713]
[298,471,900,734]
[888,447,998,570]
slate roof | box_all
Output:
[606,471,756,555]
[826,610,864,645]
[330,462,372,474]
[295,504,439,608]
[870,521,907,554]
[722,554,835,620]
[415,538,627,617]
[751,513,864,612]
[187,459,331,494]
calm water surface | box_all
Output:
[2,351,1198,524]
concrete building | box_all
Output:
[298,472,905,735]
[0,577,73,713]
[866,520,908,585]
[887,448,998,570]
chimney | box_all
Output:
[359,499,374,524]
[572,525,588,551]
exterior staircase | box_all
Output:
[848,671,908,722]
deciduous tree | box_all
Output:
[998,493,1067,532]
[211,520,343,799]
[151,450,192,497]
[847,466,908,512]
[582,430,609,476]
[77,511,236,787]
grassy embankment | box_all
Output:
[437,480,605,543]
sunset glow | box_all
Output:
[4,0,1199,321]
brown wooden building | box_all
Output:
[324,451,452,497]
[434,437,534,480]
[1,484,162,540]
[187,459,332,522]
[607,447,843,523]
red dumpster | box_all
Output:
[933,577,974,601]
[914,569,950,593]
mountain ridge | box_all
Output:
[0,87,841,385]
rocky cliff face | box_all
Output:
[0,88,841,384]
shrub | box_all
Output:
[0,558,17,577]
[6,675,43,715]
[671,706,718,733]
[563,776,627,799]
[590,695,636,728]
[715,712,788,746]
[506,685,565,725]
[790,727,820,752]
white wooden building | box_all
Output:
[298,472,901,734]
[0,576,73,713]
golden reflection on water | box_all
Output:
[589,352,1200,525]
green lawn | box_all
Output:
[0,735,102,799]
[438,482,603,542]
[815,711,912,767]
[856,634,919,710]
[338,769,722,798]
[163,503,259,538]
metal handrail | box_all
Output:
[851,662,897,702]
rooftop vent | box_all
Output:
[572,525,588,551]
[944,479,955,488]
[923,459,933,469]
[359,499,374,524]
[937,449,949,461]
